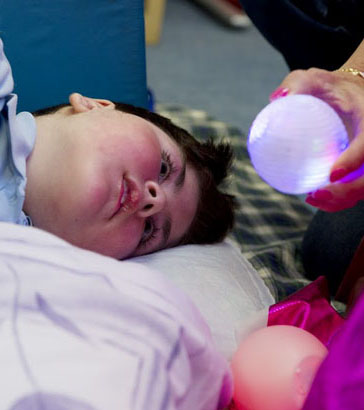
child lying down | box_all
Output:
[0,36,238,410]
[0,38,236,259]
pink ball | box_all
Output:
[231,325,328,410]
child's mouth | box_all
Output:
[119,180,128,207]
[112,178,140,217]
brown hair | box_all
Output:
[33,102,237,245]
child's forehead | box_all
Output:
[90,110,149,132]
[148,121,181,150]
[99,110,184,155]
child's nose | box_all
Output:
[137,181,166,218]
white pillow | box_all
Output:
[132,239,275,359]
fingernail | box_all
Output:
[269,87,290,101]
[330,168,348,183]
[312,189,333,200]
[305,196,319,206]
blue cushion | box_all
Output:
[0,0,148,112]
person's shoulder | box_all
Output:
[0,38,14,104]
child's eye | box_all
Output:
[139,218,160,248]
[159,150,176,182]
[160,161,169,178]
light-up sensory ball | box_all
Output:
[248,94,349,194]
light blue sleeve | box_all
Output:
[0,39,14,105]
[0,38,36,225]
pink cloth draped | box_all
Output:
[230,277,364,409]
[303,288,364,409]
[268,276,344,346]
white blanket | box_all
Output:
[0,223,232,410]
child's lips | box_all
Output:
[112,177,140,218]
[119,180,127,207]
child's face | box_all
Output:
[25,95,200,259]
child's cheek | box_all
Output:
[73,168,111,219]
[127,144,161,181]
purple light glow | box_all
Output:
[248,95,349,194]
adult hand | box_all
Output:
[270,66,364,212]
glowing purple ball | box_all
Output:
[248,95,349,194]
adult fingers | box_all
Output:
[270,68,335,101]
[330,128,364,182]
[305,195,358,212]
[306,173,364,212]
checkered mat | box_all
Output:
[156,104,315,301]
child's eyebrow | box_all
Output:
[158,217,172,251]
[174,157,186,192]
[158,159,187,251]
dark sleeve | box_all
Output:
[239,0,364,70]
[302,201,364,294]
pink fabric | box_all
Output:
[268,277,344,346]
[303,289,364,409]
[229,277,362,410]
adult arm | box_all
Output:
[240,0,363,70]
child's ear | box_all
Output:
[69,93,115,113]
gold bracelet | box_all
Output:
[340,67,364,79]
